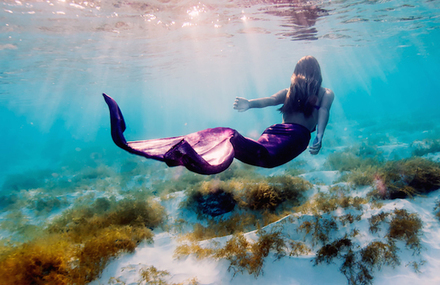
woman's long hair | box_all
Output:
[279,56,322,117]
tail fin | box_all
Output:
[102,93,129,150]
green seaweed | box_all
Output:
[297,215,338,246]
[412,138,440,157]
[368,212,390,234]
[338,166,378,187]
[297,186,366,215]
[339,213,362,226]
[0,196,165,284]
[288,240,312,256]
[314,237,352,265]
[339,240,400,285]
[360,241,400,271]
[182,175,311,220]
[324,144,383,172]
[176,228,290,278]
[387,208,423,254]
[215,229,288,278]
[1,169,54,192]
[179,174,311,244]
[139,265,171,284]
[373,157,440,199]
[48,197,165,241]
[434,200,440,221]
[405,260,427,274]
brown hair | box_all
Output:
[279,55,322,117]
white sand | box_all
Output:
[91,168,440,285]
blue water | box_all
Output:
[1,0,440,184]
[2,1,440,284]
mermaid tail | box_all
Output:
[103,93,311,175]
[102,93,235,174]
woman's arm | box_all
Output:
[233,88,288,112]
[309,89,335,155]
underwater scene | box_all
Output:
[1,0,440,284]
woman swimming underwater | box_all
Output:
[103,55,334,175]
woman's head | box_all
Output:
[293,55,322,85]
[280,56,322,117]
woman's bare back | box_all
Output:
[282,87,333,132]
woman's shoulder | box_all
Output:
[319,87,334,102]
[319,87,334,109]
[321,87,334,97]
[316,87,333,104]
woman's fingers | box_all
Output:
[309,141,322,155]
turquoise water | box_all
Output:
[1,0,440,283]
[1,0,439,181]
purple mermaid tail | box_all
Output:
[103,93,235,174]
[103,93,311,175]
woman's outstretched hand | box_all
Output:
[234,97,250,112]
[309,136,322,155]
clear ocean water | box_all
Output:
[1,0,440,282]
[1,0,439,180]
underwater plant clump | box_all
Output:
[179,175,311,244]
[183,180,237,218]
[338,240,400,285]
[302,203,424,285]
[193,188,236,217]
[368,212,391,234]
[369,209,423,254]
[324,144,383,172]
[262,175,312,209]
[313,237,352,265]
[181,212,260,241]
[387,208,423,254]
[297,185,366,215]
[176,228,290,278]
[434,200,440,221]
[109,264,200,285]
[297,215,338,246]
[133,265,199,285]
[371,157,440,199]
[214,228,289,277]
[412,138,440,157]
[1,163,121,200]
[183,175,311,218]
[338,213,362,226]
[28,193,70,215]
[237,175,311,212]
[325,208,424,285]
[0,235,73,285]
[181,209,294,243]
[48,197,165,241]
[0,226,154,285]
[288,240,312,256]
[1,169,54,192]
[312,232,402,285]
[71,225,154,283]
[0,196,165,284]
[405,260,427,274]
[138,265,171,284]
[174,242,216,260]
[243,182,284,211]
[0,210,42,242]
[360,241,400,271]
[338,166,378,187]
